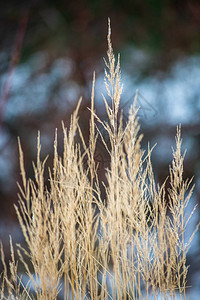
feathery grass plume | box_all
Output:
[0,19,199,300]
[0,236,31,299]
[15,134,64,300]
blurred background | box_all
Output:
[0,0,200,297]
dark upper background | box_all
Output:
[0,0,200,291]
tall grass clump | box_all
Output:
[0,19,199,300]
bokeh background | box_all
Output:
[0,0,200,297]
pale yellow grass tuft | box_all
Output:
[0,19,199,300]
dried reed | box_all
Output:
[0,19,199,300]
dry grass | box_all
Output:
[0,19,199,300]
